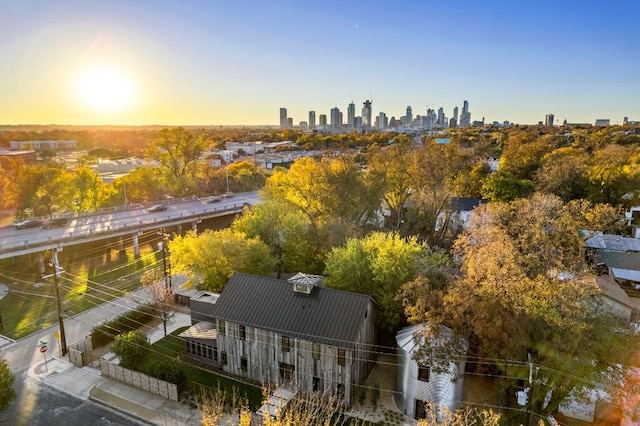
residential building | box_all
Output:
[319,114,327,126]
[181,272,377,408]
[286,117,293,129]
[279,108,288,129]
[405,106,413,126]
[395,323,466,420]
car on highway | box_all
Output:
[42,217,68,228]
[147,205,168,212]
[207,196,221,203]
[14,219,44,229]
[221,192,234,199]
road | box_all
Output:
[0,288,152,424]
[0,191,260,259]
[0,370,139,426]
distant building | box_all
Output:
[362,100,373,128]
[299,121,308,130]
[9,140,76,150]
[286,117,293,129]
[0,149,36,168]
[406,106,413,126]
[309,111,316,129]
[459,101,471,127]
[452,106,459,125]
[279,108,288,129]
[594,119,610,126]
[347,102,356,128]
[378,112,388,129]
[319,114,327,126]
[545,114,554,127]
[330,107,342,129]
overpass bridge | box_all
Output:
[0,192,260,272]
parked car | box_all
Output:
[207,196,221,203]
[42,217,68,229]
[147,205,168,212]
[14,219,44,229]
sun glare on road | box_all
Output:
[76,66,136,112]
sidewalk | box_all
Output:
[29,311,203,426]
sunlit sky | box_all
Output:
[1,1,639,126]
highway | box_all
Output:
[0,192,260,260]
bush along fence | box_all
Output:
[101,360,180,402]
[91,303,157,347]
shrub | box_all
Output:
[147,360,187,386]
[112,330,150,369]
[91,304,156,347]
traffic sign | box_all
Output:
[39,345,48,353]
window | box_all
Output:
[221,351,228,366]
[239,325,246,341]
[418,366,430,382]
[282,335,291,352]
[415,399,427,419]
[313,343,320,360]
[338,349,345,366]
[336,384,345,398]
[241,356,248,372]
[219,320,225,335]
[279,362,294,381]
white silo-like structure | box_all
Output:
[395,323,466,420]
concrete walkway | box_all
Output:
[29,311,202,426]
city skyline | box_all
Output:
[1,1,638,126]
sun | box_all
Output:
[77,67,136,112]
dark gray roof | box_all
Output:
[597,251,640,272]
[450,197,486,212]
[202,272,373,349]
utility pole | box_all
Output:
[159,228,172,290]
[525,352,539,426]
[44,263,68,357]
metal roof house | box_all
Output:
[395,323,466,420]
[180,272,376,407]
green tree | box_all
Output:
[534,147,589,202]
[146,127,207,196]
[324,231,432,332]
[0,359,16,413]
[584,145,640,207]
[112,330,150,370]
[169,229,276,292]
[480,171,534,202]
[232,199,318,277]
[365,141,413,229]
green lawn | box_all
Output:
[0,243,161,339]
[139,326,264,409]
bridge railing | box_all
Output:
[0,202,249,257]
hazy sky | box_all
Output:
[1,0,638,126]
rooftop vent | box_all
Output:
[288,272,323,295]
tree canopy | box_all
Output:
[169,229,276,292]
[403,193,640,419]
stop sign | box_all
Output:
[39,345,48,353]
